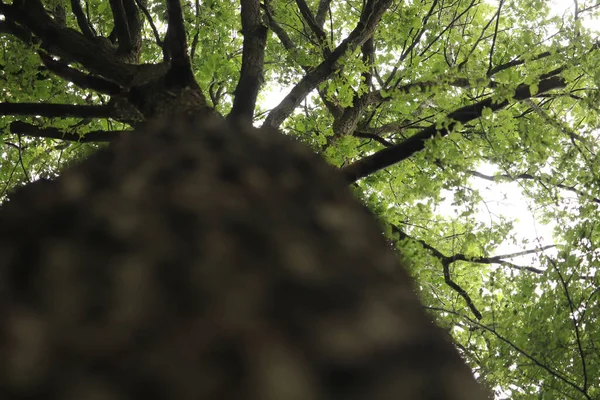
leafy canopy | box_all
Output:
[0,0,599,398]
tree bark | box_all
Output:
[0,117,489,400]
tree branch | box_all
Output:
[70,0,96,38]
[9,121,125,142]
[0,0,137,85]
[229,0,268,123]
[392,224,482,320]
[133,0,162,48]
[342,75,567,183]
[427,306,591,398]
[469,170,600,205]
[38,52,123,95]
[296,0,330,55]
[164,0,196,87]
[109,0,134,54]
[262,0,393,129]
[0,103,113,119]
[315,0,332,27]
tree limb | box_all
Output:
[109,0,134,54]
[38,52,123,95]
[342,75,567,183]
[9,121,125,142]
[229,0,268,123]
[0,103,113,119]
[70,0,96,38]
[0,0,137,85]
[164,0,197,87]
[296,0,330,55]
[263,0,393,129]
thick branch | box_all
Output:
[165,0,188,66]
[229,0,268,123]
[262,0,393,129]
[0,103,113,119]
[164,0,196,87]
[341,76,567,183]
[9,121,124,142]
[0,0,137,85]
[330,36,376,138]
[109,0,134,53]
[38,52,123,95]
[70,0,96,38]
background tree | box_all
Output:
[0,0,598,398]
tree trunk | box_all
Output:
[0,116,488,400]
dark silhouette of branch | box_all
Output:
[165,0,187,65]
[261,0,342,119]
[488,40,600,77]
[10,121,125,142]
[485,0,504,75]
[190,0,201,60]
[70,0,96,38]
[229,0,268,123]
[262,1,295,50]
[342,75,566,183]
[353,132,393,147]
[0,103,113,118]
[0,0,137,85]
[109,0,134,53]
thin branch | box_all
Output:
[190,0,201,60]
[392,225,482,320]
[17,135,30,183]
[547,257,589,392]
[134,0,162,47]
[426,306,591,399]
[469,170,600,205]
[486,0,504,75]
[488,40,600,77]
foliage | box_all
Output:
[1,0,599,398]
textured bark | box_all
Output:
[0,117,488,400]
